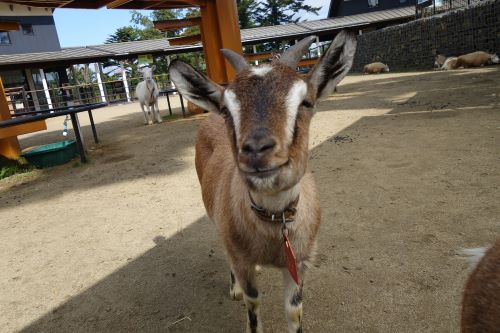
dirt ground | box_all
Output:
[1,67,499,333]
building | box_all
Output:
[328,0,416,33]
[0,3,66,111]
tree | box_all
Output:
[105,26,141,43]
[255,0,321,26]
[237,0,259,29]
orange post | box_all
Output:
[0,78,21,159]
[200,0,242,84]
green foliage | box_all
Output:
[237,0,259,29]
[105,26,141,43]
[255,0,321,26]
[0,156,32,180]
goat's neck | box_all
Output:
[248,183,301,213]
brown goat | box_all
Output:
[461,238,500,333]
[363,62,389,74]
[457,51,499,68]
[169,31,356,333]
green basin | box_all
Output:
[22,140,78,168]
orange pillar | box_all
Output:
[0,78,21,159]
[200,0,242,84]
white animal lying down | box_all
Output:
[363,62,389,74]
[461,238,500,333]
[135,65,161,125]
[435,51,499,70]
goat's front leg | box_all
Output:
[140,103,149,125]
[154,100,162,123]
[233,265,263,333]
[283,266,306,333]
[145,104,153,125]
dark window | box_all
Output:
[0,32,11,45]
[22,24,34,35]
[368,0,379,7]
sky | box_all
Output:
[53,0,330,47]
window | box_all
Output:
[368,0,379,7]
[22,24,33,35]
[0,32,11,45]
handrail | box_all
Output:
[0,103,108,129]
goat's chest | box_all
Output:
[226,220,305,267]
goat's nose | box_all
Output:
[242,136,276,156]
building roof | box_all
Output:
[0,6,415,69]
[241,6,414,43]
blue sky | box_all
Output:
[53,0,330,47]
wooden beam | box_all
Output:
[0,78,20,159]
[200,0,242,84]
[0,121,47,140]
[154,17,201,31]
[298,58,318,67]
[244,52,273,62]
[106,0,133,8]
[168,34,201,46]
[0,22,20,32]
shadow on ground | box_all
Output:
[19,106,500,332]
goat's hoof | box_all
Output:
[148,121,153,125]
[157,119,163,123]
[230,291,243,301]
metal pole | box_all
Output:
[315,36,322,57]
[94,63,106,103]
[120,62,131,102]
[39,68,52,109]
[252,45,259,65]
[70,113,87,163]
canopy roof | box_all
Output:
[0,6,414,70]
[0,0,203,10]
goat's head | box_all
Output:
[435,54,446,68]
[170,31,356,193]
[490,53,499,64]
[139,65,156,82]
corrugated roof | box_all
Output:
[0,6,414,67]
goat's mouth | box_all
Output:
[241,161,288,179]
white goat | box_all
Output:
[135,65,161,125]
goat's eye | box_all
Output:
[301,100,313,108]
[220,106,229,115]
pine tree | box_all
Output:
[255,0,321,26]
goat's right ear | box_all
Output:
[169,60,223,113]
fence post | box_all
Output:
[94,62,107,103]
[24,69,40,111]
[120,62,131,102]
[316,36,322,57]
[39,68,52,109]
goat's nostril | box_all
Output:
[242,138,276,155]
[257,140,276,153]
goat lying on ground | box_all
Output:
[169,31,356,333]
[135,65,161,125]
[363,62,389,74]
[458,51,499,68]
[461,238,500,333]
[435,55,459,70]
[435,51,499,70]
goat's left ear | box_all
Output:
[151,64,156,71]
[307,31,357,100]
[169,60,223,113]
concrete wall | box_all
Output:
[352,0,500,71]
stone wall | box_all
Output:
[352,0,500,71]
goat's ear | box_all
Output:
[307,31,357,100]
[151,64,156,71]
[169,60,223,113]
